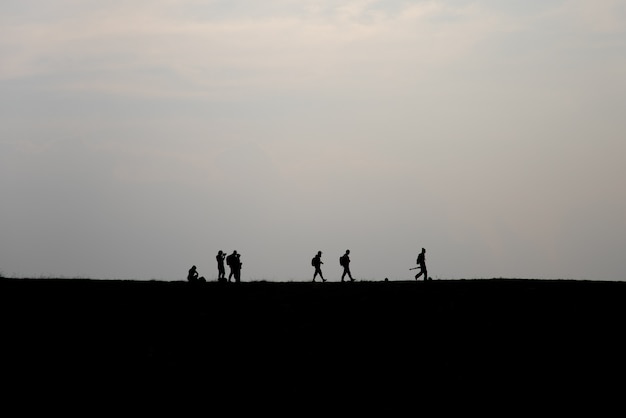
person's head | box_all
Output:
[191,265,196,270]
[346,249,350,255]
[422,248,426,253]
[233,250,238,255]
[318,251,322,256]
[218,250,223,255]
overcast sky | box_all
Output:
[2,0,625,281]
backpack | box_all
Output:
[311,257,316,267]
[339,255,345,267]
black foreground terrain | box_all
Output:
[2,278,625,411]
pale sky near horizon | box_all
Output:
[2,0,625,281]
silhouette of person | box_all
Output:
[187,265,199,282]
[340,249,354,282]
[227,251,242,283]
[312,251,326,282]
[226,251,237,282]
[233,252,242,283]
[216,250,226,282]
[414,248,428,281]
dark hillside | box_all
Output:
[2,278,625,411]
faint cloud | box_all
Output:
[548,0,626,33]
[0,0,507,99]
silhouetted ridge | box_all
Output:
[1,278,625,408]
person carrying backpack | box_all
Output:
[340,249,354,282]
[226,251,239,282]
[312,251,325,282]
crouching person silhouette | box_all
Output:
[187,265,206,283]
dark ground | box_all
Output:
[2,278,625,412]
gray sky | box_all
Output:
[2,0,625,281]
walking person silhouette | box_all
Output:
[414,248,429,281]
[216,250,226,282]
[312,251,326,282]
[340,249,354,282]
